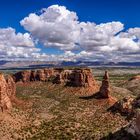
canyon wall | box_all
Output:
[13,68,98,88]
[0,74,16,112]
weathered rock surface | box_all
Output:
[113,97,134,115]
[99,71,110,98]
[0,74,16,111]
[13,68,98,89]
[126,111,140,137]
[129,75,140,81]
[6,75,16,98]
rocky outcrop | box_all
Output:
[36,69,46,81]
[0,74,15,112]
[13,68,98,89]
[53,74,64,84]
[126,111,140,137]
[6,75,16,98]
[13,68,54,83]
[99,71,110,98]
[13,70,31,82]
[129,75,140,81]
[67,69,97,87]
[113,97,134,115]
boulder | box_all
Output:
[114,97,134,115]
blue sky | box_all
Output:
[0,0,140,62]
[0,0,139,31]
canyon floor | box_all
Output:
[0,67,140,140]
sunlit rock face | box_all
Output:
[13,68,98,89]
[99,71,110,98]
[0,74,15,112]
[129,75,140,81]
[113,97,134,115]
[6,75,16,98]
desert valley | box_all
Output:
[0,66,140,139]
[0,0,140,139]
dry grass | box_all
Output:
[0,80,133,140]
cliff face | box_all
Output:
[6,75,16,98]
[13,68,98,88]
[0,74,16,112]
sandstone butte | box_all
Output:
[0,73,16,112]
[2,68,119,112]
[13,68,100,95]
[13,68,98,88]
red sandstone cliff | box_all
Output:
[0,74,15,112]
[13,68,98,89]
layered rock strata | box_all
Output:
[99,71,110,98]
[0,74,16,112]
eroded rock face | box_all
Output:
[126,111,140,137]
[0,74,13,111]
[13,68,54,83]
[129,75,140,81]
[99,71,110,98]
[53,74,64,84]
[14,70,31,82]
[36,69,46,82]
[6,75,16,98]
[69,69,97,87]
[113,97,134,115]
[13,68,98,89]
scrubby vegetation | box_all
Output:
[0,67,140,139]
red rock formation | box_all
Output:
[13,68,55,83]
[114,97,134,114]
[65,68,97,88]
[126,111,140,136]
[13,70,31,82]
[6,75,16,98]
[99,71,110,98]
[13,68,98,92]
[44,68,54,78]
[53,74,64,84]
[30,70,37,81]
[36,69,46,81]
[0,74,12,111]
[129,75,140,81]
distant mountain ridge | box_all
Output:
[0,60,140,69]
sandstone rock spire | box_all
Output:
[99,71,110,98]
